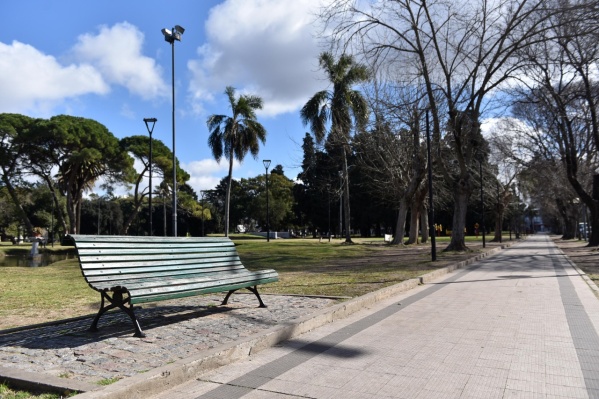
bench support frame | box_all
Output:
[90,286,267,337]
[90,289,146,338]
[222,286,267,308]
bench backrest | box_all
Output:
[70,235,247,291]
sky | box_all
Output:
[0,0,331,196]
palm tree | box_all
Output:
[207,86,267,236]
[300,52,369,243]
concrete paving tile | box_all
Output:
[545,373,586,388]
[153,380,221,399]
[546,383,590,398]
[322,389,394,399]
[422,371,469,393]
[377,375,429,398]
[502,388,546,399]
[545,364,586,378]
[414,388,463,398]
[474,357,512,370]
[339,370,394,395]
[506,377,546,394]
[242,389,305,398]
[259,378,339,399]
[506,370,545,383]
[460,385,505,399]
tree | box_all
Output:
[506,3,599,245]
[355,78,429,245]
[301,52,369,243]
[207,86,267,236]
[0,113,37,235]
[321,0,587,251]
[119,135,188,235]
[24,115,135,234]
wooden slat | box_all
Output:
[83,264,247,282]
[93,269,278,293]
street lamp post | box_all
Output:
[144,118,157,236]
[162,24,184,237]
[263,160,271,242]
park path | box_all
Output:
[150,234,599,399]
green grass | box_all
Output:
[0,235,509,329]
[234,236,496,297]
[96,377,121,386]
[0,255,97,327]
[0,382,72,399]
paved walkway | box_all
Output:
[149,235,599,399]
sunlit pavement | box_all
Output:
[149,234,599,399]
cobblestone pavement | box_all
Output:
[0,293,337,385]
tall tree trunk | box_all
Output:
[76,194,83,235]
[588,175,599,246]
[493,202,505,242]
[445,177,471,251]
[391,198,409,245]
[41,175,68,234]
[224,154,234,237]
[120,172,146,235]
[420,204,429,244]
[66,190,76,234]
[407,185,427,244]
[407,207,419,245]
[1,175,34,236]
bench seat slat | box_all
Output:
[92,269,278,294]
[129,277,279,304]
[82,263,246,278]
[76,246,237,256]
[74,240,233,247]
[78,256,242,269]
[84,265,247,282]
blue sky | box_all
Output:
[0,0,330,195]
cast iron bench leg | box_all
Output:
[90,290,146,338]
[222,286,267,308]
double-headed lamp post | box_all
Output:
[161,24,184,237]
[263,160,271,242]
[143,118,157,236]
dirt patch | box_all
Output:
[552,236,599,284]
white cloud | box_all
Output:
[188,0,327,117]
[182,158,242,194]
[0,41,108,114]
[72,22,168,100]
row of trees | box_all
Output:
[309,0,599,248]
[0,113,196,238]
[3,0,598,249]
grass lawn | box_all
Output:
[0,235,506,330]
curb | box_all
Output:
[0,366,99,396]
[1,242,514,398]
[553,243,599,295]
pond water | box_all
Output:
[0,252,76,267]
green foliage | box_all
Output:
[96,377,121,386]
[206,86,267,236]
[0,381,71,398]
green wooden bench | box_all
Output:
[69,235,278,337]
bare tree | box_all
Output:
[355,78,427,245]
[321,0,582,250]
